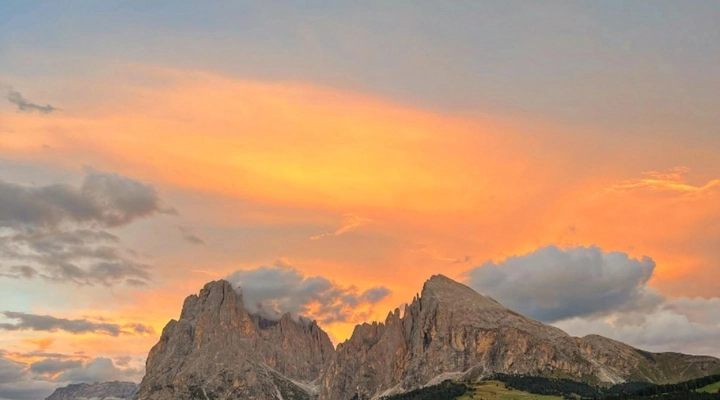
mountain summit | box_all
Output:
[135,280,333,400]
[136,276,720,400]
[319,275,720,399]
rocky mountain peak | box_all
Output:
[135,279,334,400]
[421,274,504,310]
[320,275,720,400]
[134,275,720,400]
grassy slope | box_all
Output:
[457,381,562,400]
[697,381,720,393]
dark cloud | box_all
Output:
[0,312,154,337]
[0,169,174,229]
[29,359,82,375]
[361,287,392,303]
[0,170,175,286]
[0,356,26,384]
[226,262,391,324]
[6,90,58,114]
[464,245,661,322]
[113,356,132,367]
[54,357,142,384]
[463,245,720,356]
[0,229,151,286]
[122,323,155,336]
[178,226,205,245]
[0,265,38,279]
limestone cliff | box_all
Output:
[135,280,334,400]
[319,275,720,400]
[135,275,720,400]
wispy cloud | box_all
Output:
[6,90,59,114]
[0,312,155,336]
[605,166,720,196]
[310,213,372,240]
[178,226,205,245]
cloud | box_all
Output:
[113,356,132,367]
[465,245,720,356]
[605,166,720,196]
[0,352,142,400]
[0,169,174,286]
[0,312,155,336]
[0,356,26,384]
[0,229,152,286]
[0,266,38,279]
[555,298,720,357]
[464,245,661,322]
[178,226,205,245]
[54,357,141,383]
[0,169,174,229]
[361,287,392,303]
[0,353,56,400]
[310,213,372,240]
[23,338,54,351]
[226,261,391,324]
[29,359,83,375]
[6,90,59,114]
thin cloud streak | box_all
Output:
[6,90,59,114]
[310,213,372,240]
[0,311,155,336]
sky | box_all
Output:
[1,1,720,398]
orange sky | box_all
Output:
[0,66,718,391]
[2,5,720,399]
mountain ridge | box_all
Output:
[134,275,720,400]
[45,381,138,400]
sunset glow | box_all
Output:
[1,2,720,399]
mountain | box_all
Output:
[45,381,137,400]
[136,275,720,400]
[135,280,334,400]
[319,275,720,400]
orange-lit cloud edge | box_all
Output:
[1,66,718,366]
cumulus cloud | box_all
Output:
[0,169,174,229]
[29,359,83,375]
[465,245,661,322]
[0,312,154,336]
[555,299,720,357]
[465,245,720,356]
[6,90,59,114]
[0,170,174,286]
[226,262,391,324]
[361,287,392,303]
[54,357,141,383]
[0,356,26,384]
[0,352,142,400]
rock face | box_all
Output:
[319,275,720,400]
[136,275,720,400]
[45,381,137,400]
[135,280,334,400]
